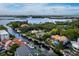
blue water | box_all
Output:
[0,18,70,25]
[4,25,29,42]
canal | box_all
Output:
[0,18,62,56]
[4,25,29,42]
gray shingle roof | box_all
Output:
[15,45,57,56]
[15,46,39,56]
[15,46,32,56]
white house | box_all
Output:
[71,38,79,49]
[0,30,9,41]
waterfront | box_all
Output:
[1,18,58,56]
[0,17,79,56]
[4,25,57,56]
[0,18,72,25]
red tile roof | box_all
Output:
[13,38,22,45]
[51,35,68,42]
[8,41,14,46]
[2,39,9,43]
[13,38,27,46]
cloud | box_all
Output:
[0,3,79,15]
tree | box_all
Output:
[70,19,79,28]
[11,22,21,28]
[45,38,52,45]
[50,28,60,35]
[0,25,6,30]
[61,29,79,40]
[10,44,19,51]
[43,32,51,41]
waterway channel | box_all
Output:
[0,18,62,56]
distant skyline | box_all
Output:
[0,3,79,15]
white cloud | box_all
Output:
[0,3,79,15]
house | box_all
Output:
[51,35,68,45]
[2,39,9,43]
[31,30,38,34]
[15,46,34,56]
[1,38,27,50]
[2,38,27,50]
[15,45,53,56]
[4,40,13,50]
[13,38,22,45]
[51,35,60,41]
[36,30,45,38]
[31,30,45,38]
[1,39,14,50]
[13,38,27,46]
[20,24,29,28]
[0,30,9,41]
[71,38,79,49]
[51,35,68,41]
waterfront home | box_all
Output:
[13,38,22,45]
[15,46,38,56]
[1,39,14,50]
[51,35,68,42]
[0,30,9,41]
[71,38,79,49]
[2,39,9,43]
[51,35,68,45]
[1,38,27,50]
[4,40,14,50]
[13,38,27,46]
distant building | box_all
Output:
[0,30,9,41]
[20,24,29,28]
[0,17,15,20]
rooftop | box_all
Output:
[51,35,68,42]
[0,30,8,35]
[13,38,27,46]
[15,46,33,56]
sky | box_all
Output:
[0,3,79,15]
